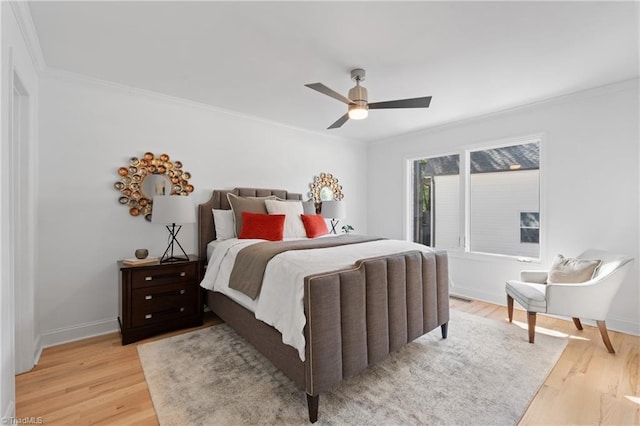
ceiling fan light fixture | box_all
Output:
[348,84,368,103]
[348,102,368,120]
[305,67,431,129]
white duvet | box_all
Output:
[200,236,435,361]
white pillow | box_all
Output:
[264,199,307,238]
[547,254,601,284]
[212,209,236,240]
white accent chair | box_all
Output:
[505,250,633,353]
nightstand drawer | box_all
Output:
[131,282,196,327]
[130,262,197,289]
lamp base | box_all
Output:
[160,255,189,263]
[160,223,189,263]
[329,219,339,235]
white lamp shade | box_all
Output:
[151,195,195,224]
[321,200,345,219]
[302,201,317,215]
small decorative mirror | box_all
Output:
[142,174,172,198]
[309,172,344,203]
[319,186,334,201]
[114,152,194,221]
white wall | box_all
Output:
[368,80,640,335]
[37,72,367,347]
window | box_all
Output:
[411,139,540,259]
[411,154,460,249]
[520,212,540,243]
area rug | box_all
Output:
[138,309,567,425]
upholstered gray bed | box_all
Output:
[198,188,450,422]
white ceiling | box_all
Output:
[28,1,639,143]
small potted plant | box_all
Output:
[341,224,354,234]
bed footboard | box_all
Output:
[303,250,449,405]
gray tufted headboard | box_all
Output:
[197,187,303,260]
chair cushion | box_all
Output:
[505,280,547,312]
[548,254,601,283]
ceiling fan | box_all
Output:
[305,68,432,129]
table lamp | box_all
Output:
[152,195,195,263]
[320,200,345,234]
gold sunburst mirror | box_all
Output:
[309,172,344,203]
[114,152,194,221]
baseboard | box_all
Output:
[16,335,42,374]
[33,334,43,366]
[453,286,640,337]
[2,400,15,424]
[449,294,473,303]
[596,317,640,336]
[451,286,505,307]
[39,318,119,349]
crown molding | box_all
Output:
[369,78,640,147]
[9,1,46,72]
[41,67,365,147]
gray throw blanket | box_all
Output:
[229,235,384,299]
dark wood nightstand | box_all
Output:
[118,255,203,345]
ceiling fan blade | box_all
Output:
[305,83,353,104]
[368,96,432,110]
[328,113,349,129]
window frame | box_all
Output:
[411,153,461,249]
[405,133,545,263]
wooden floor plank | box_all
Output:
[16,303,640,425]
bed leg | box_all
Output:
[306,393,319,423]
[441,322,448,339]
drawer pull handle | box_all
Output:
[145,314,152,319]
[143,289,186,300]
[142,271,187,281]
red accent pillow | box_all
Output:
[238,212,285,241]
[300,214,329,238]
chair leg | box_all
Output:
[527,311,537,343]
[572,317,583,330]
[596,320,615,354]
[507,295,514,323]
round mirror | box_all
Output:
[309,172,344,203]
[141,174,172,199]
[319,186,334,201]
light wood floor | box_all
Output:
[16,299,639,425]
